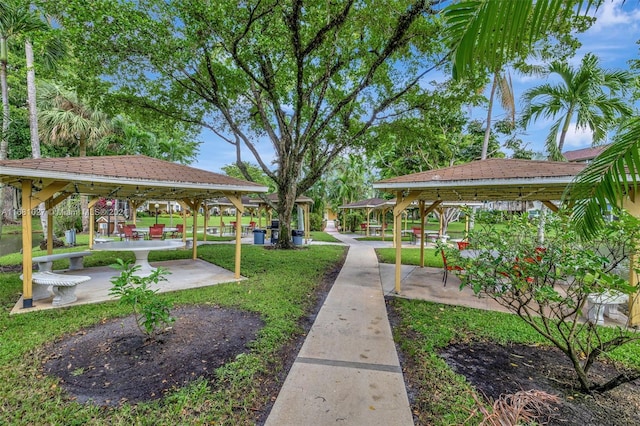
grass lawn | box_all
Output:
[375,247,444,268]
[0,242,347,424]
[6,221,640,423]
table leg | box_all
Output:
[132,250,155,277]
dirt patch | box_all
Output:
[440,341,640,425]
[43,306,263,406]
[0,264,23,273]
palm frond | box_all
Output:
[443,0,597,79]
[567,118,640,238]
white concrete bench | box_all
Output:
[94,238,113,244]
[21,272,91,306]
[587,290,629,325]
[32,251,92,272]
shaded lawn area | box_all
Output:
[0,243,346,424]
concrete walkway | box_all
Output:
[265,221,413,425]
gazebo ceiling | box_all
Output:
[339,197,395,210]
[373,158,587,202]
[0,155,268,200]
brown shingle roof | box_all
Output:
[0,155,262,187]
[563,145,608,162]
[374,159,586,202]
[0,155,268,200]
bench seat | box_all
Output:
[32,251,92,272]
[587,290,629,325]
[21,272,91,306]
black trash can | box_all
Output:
[253,229,266,245]
[270,220,280,244]
[292,230,304,245]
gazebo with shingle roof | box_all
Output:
[0,155,268,309]
[375,158,640,326]
[373,158,588,293]
[338,197,395,237]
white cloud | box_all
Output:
[589,0,640,32]
[562,124,593,149]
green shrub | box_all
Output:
[109,259,174,337]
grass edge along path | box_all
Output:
[0,243,347,425]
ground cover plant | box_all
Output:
[444,211,640,393]
[0,243,346,424]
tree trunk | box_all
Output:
[482,72,499,160]
[25,39,48,234]
[275,184,297,249]
[0,37,10,232]
[556,108,574,160]
[0,37,9,161]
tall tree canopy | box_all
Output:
[43,0,451,247]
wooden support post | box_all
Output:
[88,198,99,249]
[203,203,208,242]
[226,194,245,280]
[21,180,34,308]
[46,200,53,254]
[623,190,640,326]
[394,191,403,294]
[419,200,425,268]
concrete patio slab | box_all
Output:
[11,259,242,315]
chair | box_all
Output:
[457,241,470,250]
[441,249,464,287]
[116,224,125,240]
[411,227,421,245]
[149,226,164,240]
[123,225,140,241]
[249,221,256,230]
[172,223,184,238]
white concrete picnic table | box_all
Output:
[92,240,185,276]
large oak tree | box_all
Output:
[45,0,447,247]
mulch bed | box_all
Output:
[439,341,640,425]
[43,306,263,406]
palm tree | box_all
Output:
[38,82,113,231]
[0,0,46,160]
[521,54,632,161]
[442,0,640,237]
[0,0,51,232]
[38,82,113,157]
[482,67,515,159]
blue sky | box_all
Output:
[193,0,640,173]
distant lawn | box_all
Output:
[310,231,341,243]
[375,247,444,268]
